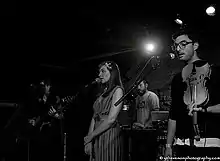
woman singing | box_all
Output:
[84,61,124,161]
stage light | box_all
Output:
[174,14,183,25]
[139,36,163,58]
[175,18,183,25]
[144,43,155,53]
[206,5,216,16]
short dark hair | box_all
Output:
[140,79,149,86]
[172,26,205,58]
[172,27,200,43]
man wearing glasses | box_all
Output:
[165,28,220,159]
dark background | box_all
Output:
[1,1,220,160]
[0,0,16,16]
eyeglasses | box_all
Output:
[173,41,193,50]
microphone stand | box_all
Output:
[114,56,156,107]
[60,91,79,161]
[60,108,66,161]
[60,82,94,161]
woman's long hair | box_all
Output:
[98,61,123,97]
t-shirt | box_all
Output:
[169,61,220,139]
[135,91,160,127]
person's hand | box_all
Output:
[187,102,195,116]
[48,106,57,116]
[28,118,36,126]
[193,107,204,112]
[56,113,64,119]
[84,133,94,145]
[188,103,205,116]
[84,142,92,155]
[164,147,172,160]
[133,122,144,128]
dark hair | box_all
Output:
[142,79,149,86]
[98,61,123,97]
[172,27,200,43]
[172,27,205,58]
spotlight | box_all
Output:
[175,18,183,25]
[175,14,183,25]
[144,43,155,52]
[206,5,216,16]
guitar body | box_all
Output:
[17,95,72,140]
[18,113,52,140]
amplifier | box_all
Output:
[151,111,169,121]
[118,110,169,127]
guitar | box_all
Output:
[18,96,73,139]
[59,95,75,111]
[19,105,57,139]
[28,95,74,126]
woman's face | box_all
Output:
[98,65,111,84]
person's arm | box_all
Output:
[166,119,176,147]
[166,74,179,147]
[151,93,160,111]
[196,104,220,114]
[196,66,220,114]
[206,66,220,114]
[206,104,220,113]
[88,118,95,135]
[91,88,123,137]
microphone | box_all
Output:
[91,78,101,84]
[85,78,101,88]
[151,53,175,69]
[155,53,175,59]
